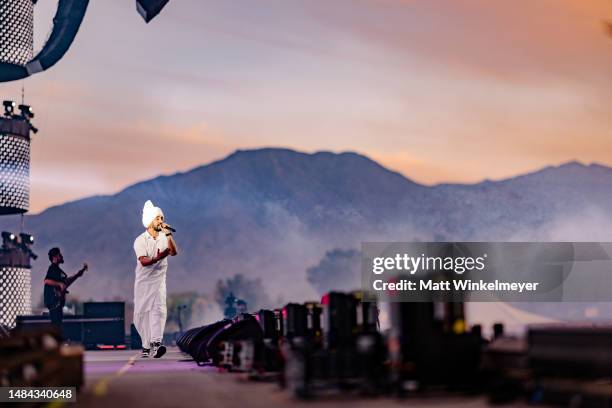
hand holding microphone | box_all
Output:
[161,223,176,234]
[161,222,178,256]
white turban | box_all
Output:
[142,200,163,228]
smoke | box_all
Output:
[214,273,273,313]
[300,208,612,330]
[187,296,223,329]
[306,248,360,296]
[252,200,323,301]
[482,205,612,323]
[506,206,612,242]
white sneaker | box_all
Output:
[141,348,150,358]
[151,342,166,358]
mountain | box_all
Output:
[3,148,612,307]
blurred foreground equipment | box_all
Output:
[483,323,612,405]
[388,300,483,393]
[527,325,612,406]
[0,326,83,388]
[176,286,612,404]
[282,292,387,398]
[177,291,390,398]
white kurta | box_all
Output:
[133,231,169,347]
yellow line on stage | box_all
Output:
[44,353,139,408]
[92,353,139,397]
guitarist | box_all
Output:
[43,247,88,327]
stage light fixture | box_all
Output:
[18,104,34,119]
[17,233,37,260]
[19,233,34,245]
[1,231,17,246]
[3,100,15,116]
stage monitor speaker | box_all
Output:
[83,319,124,348]
[16,315,84,343]
[136,0,169,23]
[17,314,125,349]
[63,318,84,343]
[84,302,124,319]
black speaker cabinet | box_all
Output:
[16,315,85,343]
[84,302,124,319]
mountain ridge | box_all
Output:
[34,149,608,216]
[4,148,612,307]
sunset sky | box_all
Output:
[2,0,612,213]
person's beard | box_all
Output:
[154,224,162,232]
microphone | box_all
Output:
[163,224,176,233]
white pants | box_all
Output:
[133,291,167,348]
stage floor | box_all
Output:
[74,347,521,408]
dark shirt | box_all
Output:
[45,263,67,283]
[44,264,67,309]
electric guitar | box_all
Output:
[46,264,87,310]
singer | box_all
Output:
[133,200,179,358]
